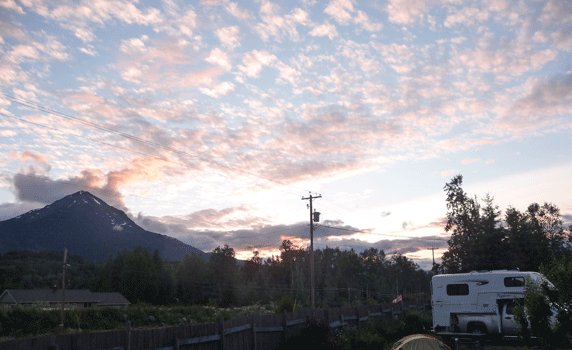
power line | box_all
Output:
[319,224,450,242]
[0,111,304,200]
[0,111,317,234]
[188,226,306,248]
[0,94,450,259]
[0,93,309,193]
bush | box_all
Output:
[401,311,430,334]
[274,296,296,314]
[339,321,387,350]
[280,316,340,350]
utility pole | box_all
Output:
[429,247,437,266]
[61,248,68,328]
[302,192,321,309]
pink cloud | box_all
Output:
[497,73,572,136]
[225,2,252,21]
[238,50,277,78]
[441,169,457,177]
[309,23,338,39]
[1,0,25,14]
[199,81,235,97]
[324,0,354,25]
[216,26,241,49]
[461,158,479,164]
[324,0,382,31]
[386,0,428,25]
[205,48,232,71]
[445,7,490,28]
[254,3,310,42]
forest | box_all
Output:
[0,243,429,308]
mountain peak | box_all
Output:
[0,192,208,262]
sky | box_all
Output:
[1,0,571,270]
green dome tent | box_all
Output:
[391,334,452,350]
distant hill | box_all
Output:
[0,191,209,262]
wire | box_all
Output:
[0,111,303,200]
[0,93,310,194]
[318,224,450,242]
[0,94,448,257]
[189,226,306,248]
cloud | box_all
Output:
[497,73,572,136]
[353,10,383,32]
[254,3,310,42]
[11,151,51,175]
[0,0,25,14]
[200,81,235,97]
[441,170,457,177]
[0,18,25,40]
[238,50,277,78]
[309,23,338,39]
[205,48,232,71]
[324,0,354,25]
[216,26,240,49]
[134,213,450,258]
[563,214,572,226]
[323,0,382,31]
[385,0,428,25]
[11,170,123,208]
[461,158,479,165]
[6,156,180,210]
[0,201,44,221]
[20,0,163,43]
[445,7,489,28]
[225,2,251,21]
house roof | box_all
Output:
[0,289,130,305]
[91,292,130,306]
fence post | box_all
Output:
[281,312,287,344]
[126,321,131,350]
[355,307,360,328]
[219,318,225,350]
[251,315,257,350]
[47,335,59,350]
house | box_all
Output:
[91,292,131,307]
[0,288,130,308]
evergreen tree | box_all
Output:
[209,244,238,306]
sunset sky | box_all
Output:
[1,0,571,270]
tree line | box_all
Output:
[91,243,431,308]
[0,244,430,308]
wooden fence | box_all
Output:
[0,301,429,350]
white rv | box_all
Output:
[431,270,552,338]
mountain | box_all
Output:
[0,191,209,262]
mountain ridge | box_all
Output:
[0,191,209,262]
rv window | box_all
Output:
[447,284,469,296]
[504,277,525,287]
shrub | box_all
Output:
[274,296,296,314]
[339,321,387,350]
[280,317,340,350]
[401,311,430,334]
